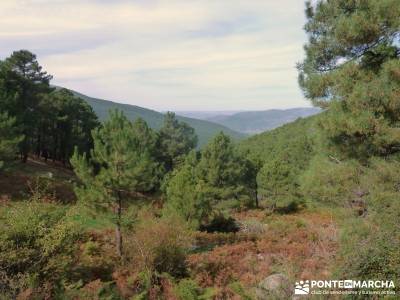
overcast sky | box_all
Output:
[0,0,311,111]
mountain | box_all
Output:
[63,88,246,147]
[175,111,242,120]
[206,107,321,134]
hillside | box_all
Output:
[207,107,321,134]
[67,89,246,147]
[239,114,319,163]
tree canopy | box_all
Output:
[159,112,198,172]
[0,50,99,164]
[196,132,254,206]
[298,0,400,159]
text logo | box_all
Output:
[295,280,310,295]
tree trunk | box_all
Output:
[255,180,259,208]
[115,192,123,258]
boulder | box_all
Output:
[255,273,292,299]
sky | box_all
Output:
[0,0,311,111]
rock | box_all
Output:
[255,273,292,299]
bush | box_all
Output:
[125,213,193,279]
[336,219,400,291]
[0,202,82,298]
[335,158,400,291]
[174,279,203,300]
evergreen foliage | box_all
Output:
[0,50,99,164]
[0,113,23,169]
[164,132,256,228]
[0,50,53,161]
[37,89,100,165]
[159,112,198,172]
[71,110,161,256]
[164,151,210,229]
[298,0,400,158]
[195,132,254,207]
[241,117,316,208]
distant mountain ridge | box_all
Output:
[205,107,321,134]
[58,87,246,147]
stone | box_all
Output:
[255,273,292,299]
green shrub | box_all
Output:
[0,202,82,297]
[299,155,363,205]
[175,279,202,300]
[335,158,400,291]
[337,219,400,289]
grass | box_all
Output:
[67,205,114,230]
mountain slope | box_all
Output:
[239,114,320,163]
[207,107,321,134]
[65,89,246,147]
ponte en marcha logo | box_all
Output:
[294,280,396,296]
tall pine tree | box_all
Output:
[298,0,400,159]
[71,110,161,257]
[0,50,53,162]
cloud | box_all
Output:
[0,0,310,111]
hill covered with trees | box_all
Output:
[65,88,245,148]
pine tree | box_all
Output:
[196,132,253,206]
[0,50,53,162]
[257,135,314,210]
[71,110,160,257]
[0,113,23,169]
[164,151,210,228]
[159,112,198,172]
[298,0,400,159]
[240,149,263,208]
[37,89,99,164]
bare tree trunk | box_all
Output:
[115,192,123,258]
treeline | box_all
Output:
[0,50,99,165]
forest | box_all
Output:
[0,1,399,299]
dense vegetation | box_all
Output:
[0,0,399,299]
[0,51,100,165]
